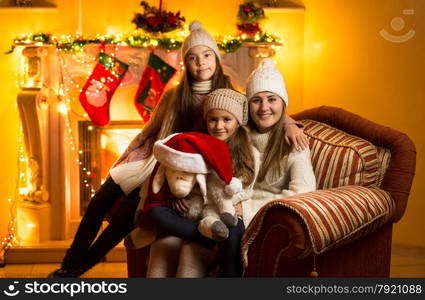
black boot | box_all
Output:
[47,267,87,278]
[47,248,87,278]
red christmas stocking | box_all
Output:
[79,52,128,126]
[135,52,176,122]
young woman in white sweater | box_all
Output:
[240,58,317,227]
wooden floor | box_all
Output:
[0,262,127,278]
[1,244,424,278]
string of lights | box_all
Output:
[57,50,97,199]
[6,29,282,54]
[0,125,24,263]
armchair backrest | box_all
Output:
[302,119,382,190]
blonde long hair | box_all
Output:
[226,126,255,187]
[248,103,289,183]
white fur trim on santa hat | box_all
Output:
[224,177,242,196]
[153,133,209,174]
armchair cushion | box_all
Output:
[302,120,379,189]
[241,185,394,268]
[375,147,391,187]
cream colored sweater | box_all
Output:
[241,130,317,226]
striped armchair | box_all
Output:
[126,106,416,277]
[242,106,416,277]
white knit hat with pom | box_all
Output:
[246,58,288,107]
[182,21,221,60]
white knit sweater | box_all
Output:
[241,130,317,226]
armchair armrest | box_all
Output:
[241,185,395,274]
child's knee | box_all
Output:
[147,206,163,220]
[147,206,174,224]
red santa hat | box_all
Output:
[152,132,242,196]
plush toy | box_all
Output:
[144,131,242,241]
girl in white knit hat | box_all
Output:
[146,89,260,277]
[50,21,304,277]
[241,58,317,230]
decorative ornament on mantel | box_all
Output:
[237,1,266,37]
[14,0,32,6]
[132,1,186,34]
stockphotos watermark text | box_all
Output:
[2,280,127,297]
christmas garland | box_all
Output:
[7,31,282,54]
[217,32,281,53]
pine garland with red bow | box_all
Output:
[132,1,186,33]
[237,1,265,36]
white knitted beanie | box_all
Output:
[246,58,288,107]
[203,89,248,125]
[182,21,221,61]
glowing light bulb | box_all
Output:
[57,102,68,115]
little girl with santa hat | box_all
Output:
[142,89,260,277]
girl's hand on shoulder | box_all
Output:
[171,198,190,214]
[234,202,243,217]
[285,123,309,152]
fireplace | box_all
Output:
[78,121,141,214]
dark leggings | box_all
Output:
[62,177,140,270]
[218,218,245,277]
[148,206,245,277]
[147,206,216,249]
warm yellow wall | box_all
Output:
[0,44,19,244]
[302,0,425,246]
[262,8,305,114]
